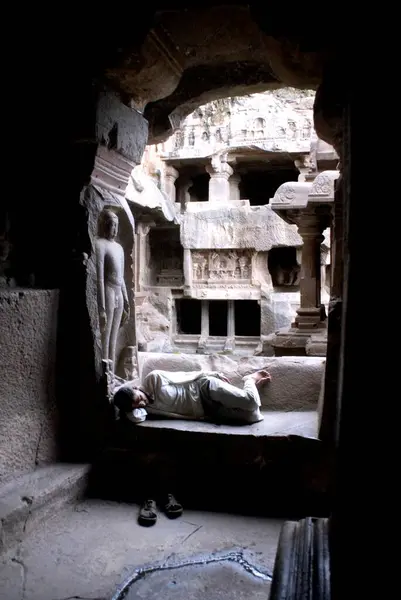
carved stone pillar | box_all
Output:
[135,221,153,292]
[319,174,343,443]
[178,177,192,210]
[164,165,179,203]
[224,299,235,352]
[205,156,233,202]
[267,174,337,356]
[198,300,209,352]
[229,173,241,200]
[321,247,329,294]
[183,248,192,296]
[293,211,325,330]
[201,301,209,337]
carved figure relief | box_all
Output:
[175,130,184,149]
[302,119,312,140]
[120,345,138,380]
[253,117,265,139]
[95,208,130,373]
[192,250,252,284]
[288,120,297,140]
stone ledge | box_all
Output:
[0,464,90,555]
[137,409,318,439]
[89,426,329,516]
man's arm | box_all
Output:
[202,371,231,383]
[143,370,230,392]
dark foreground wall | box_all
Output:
[0,289,59,481]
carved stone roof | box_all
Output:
[125,166,177,223]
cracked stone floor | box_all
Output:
[0,499,284,600]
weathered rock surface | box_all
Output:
[0,290,59,481]
[181,205,302,250]
[136,293,174,353]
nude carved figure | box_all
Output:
[95,208,130,372]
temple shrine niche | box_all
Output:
[268,247,301,288]
[148,226,184,287]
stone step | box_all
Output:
[0,463,90,555]
[88,412,331,518]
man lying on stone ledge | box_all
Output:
[112,368,271,526]
[113,367,272,427]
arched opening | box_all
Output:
[2,11,352,596]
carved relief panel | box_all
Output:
[191,249,253,287]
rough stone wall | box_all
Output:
[0,290,59,481]
[138,352,324,411]
[136,291,174,353]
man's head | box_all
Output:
[113,385,151,414]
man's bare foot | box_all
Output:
[249,369,272,387]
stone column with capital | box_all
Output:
[293,211,326,330]
[197,300,209,353]
[205,156,233,202]
[224,300,235,352]
[164,165,179,203]
[229,173,241,200]
[135,221,153,292]
[177,177,192,211]
[321,246,330,296]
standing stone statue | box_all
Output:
[95,208,130,373]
